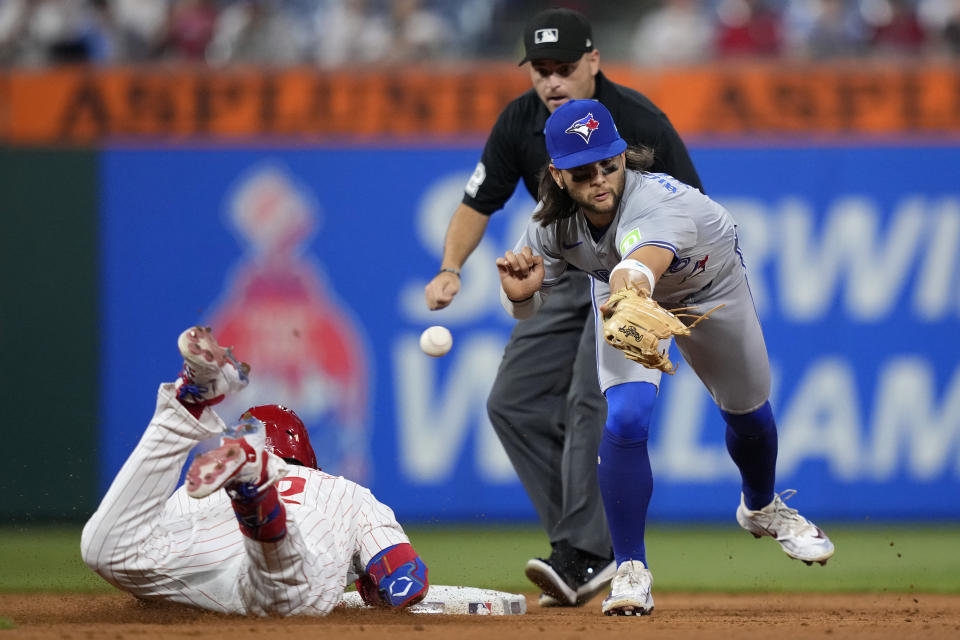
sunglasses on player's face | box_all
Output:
[567,157,620,183]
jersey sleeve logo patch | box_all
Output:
[465,162,486,197]
[619,228,642,256]
[565,113,600,143]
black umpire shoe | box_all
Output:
[525,540,616,607]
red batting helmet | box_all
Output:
[246,404,318,470]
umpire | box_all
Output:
[423,8,703,607]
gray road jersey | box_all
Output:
[518,170,738,306]
[515,170,770,411]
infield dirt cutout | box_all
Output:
[2,592,960,639]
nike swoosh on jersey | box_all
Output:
[562,241,583,249]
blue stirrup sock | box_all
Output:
[597,382,657,568]
[721,401,778,511]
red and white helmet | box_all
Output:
[246,404,318,470]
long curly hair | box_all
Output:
[533,146,655,227]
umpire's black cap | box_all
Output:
[518,8,594,65]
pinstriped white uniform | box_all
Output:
[81,382,408,616]
[515,170,771,413]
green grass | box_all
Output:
[408,523,960,593]
[2,524,959,594]
[0,527,109,593]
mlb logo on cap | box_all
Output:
[544,99,627,170]
[534,28,559,44]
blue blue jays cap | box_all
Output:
[544,99,627,170]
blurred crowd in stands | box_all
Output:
[1,0,959,68]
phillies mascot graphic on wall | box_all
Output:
[206,165,372,483]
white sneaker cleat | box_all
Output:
[736,490,835,565]
[185,414,286,499]
[175,326,250,405]
[601,561,654,616]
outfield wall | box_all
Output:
[3,63,959,141]
[2,64,958,522]
[93,143,960,523]
[0,149,100,521]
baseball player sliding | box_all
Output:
[81,326,428,615]
[497,100,835,616]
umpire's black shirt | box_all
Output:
[463,71,703,216]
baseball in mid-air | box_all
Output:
[420,325,453,357]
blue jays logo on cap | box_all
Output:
[545,99,627,170]
[565,113,600,143]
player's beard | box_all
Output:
[565,176,624,220]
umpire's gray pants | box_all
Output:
[487,270,611,558]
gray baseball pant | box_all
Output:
[487,270,612,558]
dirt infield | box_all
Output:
[2,592,959,639]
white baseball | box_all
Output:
[420,325,452,357]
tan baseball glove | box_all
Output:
[602,288,723,374]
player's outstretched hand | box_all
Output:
[496,246,544,302]
[425,271,461,310]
